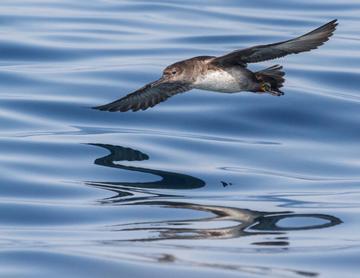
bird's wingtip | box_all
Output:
[92,103,121,112]
[92,105,106,111]
[328,19,339,28]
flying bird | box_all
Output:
[94,20,337,112]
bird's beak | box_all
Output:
[151,77,166,87]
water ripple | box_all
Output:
[0,0,359,277]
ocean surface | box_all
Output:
[0,0,359,277]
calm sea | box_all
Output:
[0,0,359,277]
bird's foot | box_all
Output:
[260,82,272,92]
[259,82,284,97]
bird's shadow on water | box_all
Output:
[85,143,342,244]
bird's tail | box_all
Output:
[255,65,285,96]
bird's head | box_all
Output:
[162,63,185,82]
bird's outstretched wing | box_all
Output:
[212,19,338,66]
[93,79,191,112]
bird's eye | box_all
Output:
[172,71,177,75]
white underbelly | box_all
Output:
[193,70,244,92]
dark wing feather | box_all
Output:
[93,79,191,112]
[212,19,338,66]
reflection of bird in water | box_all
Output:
[109,201,342,243]
[87,143,205,190]
[94,20,337,112]
[87,143,342,243]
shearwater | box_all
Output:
[94,20,337,112]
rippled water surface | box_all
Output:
[1,0,360,277]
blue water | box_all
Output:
[0,0,359,277]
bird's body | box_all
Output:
[192,59,256,93]
[94,20,338,112]
[195,68,245,92]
